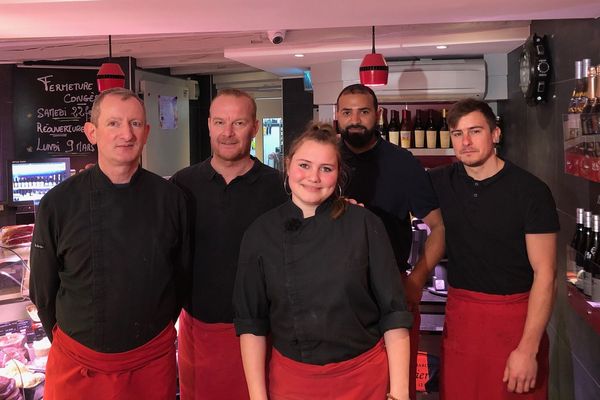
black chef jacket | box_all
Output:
[29,165,190,353]
[234,199,413,365]
[170,157,288,323]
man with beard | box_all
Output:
[336,84,445,400]
[170,89,288,399]
[429,99,558,399]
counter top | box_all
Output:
[566,282,600,336]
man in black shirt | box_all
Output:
[429,99,559,399]
[337,84,445,400]
[30,88,190,399]
[171,89,287,399]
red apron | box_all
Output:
[44,324,177,400]
[177,310,249,400]
[268,339,389,400]
[441,287,549,400]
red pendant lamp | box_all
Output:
[360,26,388,87]
[97,35,126,92]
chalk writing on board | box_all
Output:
[14,68,99,156]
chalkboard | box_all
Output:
[13,67,98,158]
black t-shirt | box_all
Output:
[341,139,439,271]
[170,158,288,323]
[429,161,560,294]
[234,199,412,365]
[30,166,190,352]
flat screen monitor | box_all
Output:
[8,158,71,206]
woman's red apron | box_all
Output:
[268,339,389,400]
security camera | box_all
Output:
[267,30,286,45]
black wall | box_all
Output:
[187,75,214,164]
[499,18,600,400]
[0,65,15,226]
[282,78,314,155]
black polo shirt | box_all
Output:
[171,158,288,323]
[341,139,439,271]
[429,161,560,294]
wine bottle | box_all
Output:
[377,107,388,141]
[570,208,585,274]
[388,110,400,146]
[571,208,585,248]
[578,59,592,113]
[584,214,599,296]
[592,233,600,302]
[495,115,503,149]
[425,109,438,149]
[581,66,596,137]
[577,210,592,290]
[413,110,425,148]
[590,64,600,135]
[400,109,412,149]
[439,109,450,149]
[568,61,584,114]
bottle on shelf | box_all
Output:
[583,214,599,297]
[577,210,593,290]
[388,110,400,146]
[377,107,389,141]
[495,115,503,149]
[400,109,412,149]
[439,109,451,149]
[578,59,592,113]
[568,60,585,114]
[592,233,600,302]
[581,66,596,138]
[590,64,600,136]
[425,109,438,149]
[413,109,425,148]
[570,207,585,274]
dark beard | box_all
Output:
[339,124,377,149]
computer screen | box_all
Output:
[8,158,71,205]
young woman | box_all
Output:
[233,123,412,400]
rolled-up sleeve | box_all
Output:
[233,227,271,336]
[364,213,413,333]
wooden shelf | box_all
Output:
[408,148,455,156]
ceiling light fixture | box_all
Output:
[294,54,304,58]
[436,45,448,49]
[359,26,388,87]
[97,35,125,92]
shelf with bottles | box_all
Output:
[563,113,600,182]
[565,244,600,336]
[566,207,600,335]
[564,58,600,181]
[377,103,456,158]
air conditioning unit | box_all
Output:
[373,59,486,102]
[311,58,487,104]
